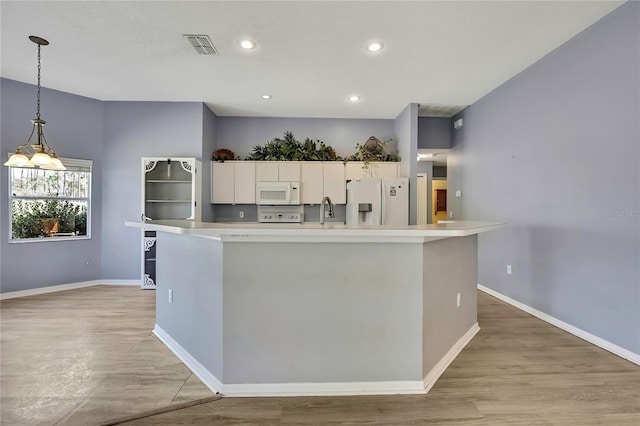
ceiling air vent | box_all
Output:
[183,34,218,55]
[418,104,467,118]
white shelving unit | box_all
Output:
[141,157,201,289]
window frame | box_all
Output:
[8,157,93,243]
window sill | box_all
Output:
[9,235,91,244]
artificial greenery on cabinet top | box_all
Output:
[246,131,338,161]
[237,131,399,162]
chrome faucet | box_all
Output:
[320,196,335,224]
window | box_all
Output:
[9,158,92,242]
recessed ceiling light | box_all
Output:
[240,39,256,50]
[348,95,361,102]
[366,41,385,53]
[262,94,272,100]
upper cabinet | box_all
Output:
[370,162,399,178]
[345,162,370,181]
[212,161,256,204]
[255,162,278,181]
[234,162,256,204]
[211,161,235,204]
[256,161,301,181]
[278,162,301,181]
[300,162,323,204]
[323,162,346,204]
[212,160,398,205]
[345,161,399,180]
[143,157,201,221]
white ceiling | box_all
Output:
[0,1,624,119]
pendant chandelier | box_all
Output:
[4,36,66,170]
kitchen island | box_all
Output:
[126,220,504,397]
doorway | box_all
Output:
[417,173,428,225]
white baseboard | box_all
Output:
[422,322,480,393]
[153,325,429,397]
[1,279,144,300]
[0,280,100,300]
[152,325,223,394]
[100,280,142,286]
[222,380,427,397]
[477,284,640,366]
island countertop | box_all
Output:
[125,219,506,243]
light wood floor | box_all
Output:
[0,286,213,425]
[1,286,639,425]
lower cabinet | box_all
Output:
[143,231,157,289]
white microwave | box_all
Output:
[256,181,300,205]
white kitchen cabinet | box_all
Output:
[142,157,201,289]
[234,161,256,204]
[345,162,370,180]
[370,162,399,178]
[323,162,346,204]
[278,162,301,181]
[301,162,323,204]
[345,161,399,180]
[256,161,301,182]
[256,162,278,181]
[211,161,235,204]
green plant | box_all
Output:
[344,137,400,166]
[11,199,87,239]
[246,131,339,161]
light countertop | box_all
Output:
[125,220,506,243]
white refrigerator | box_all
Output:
[346,177,409,226]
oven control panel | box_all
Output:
[257,205,304,223]
[259,212,302,223]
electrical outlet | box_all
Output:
[239,211,244,219]
[507,265,512,275]
[449,211,453,218]
[455,190,462,198]
[456,293,461,308]
[168,289,173,304]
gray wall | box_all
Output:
[449,2,639,354]
[395,103,418,224]
[433,166,447,179]
[101,101,204,280]
[201,105,217,222]
[156,232,224,381]
[0,78,104,292]
[423,235,477,377]
[223,241,424,383]
[418,117,451,149]
[216,117,395,159]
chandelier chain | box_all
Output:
[36,43,41,120]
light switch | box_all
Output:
[455,190,462,198]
